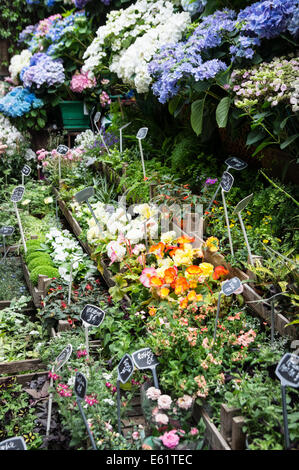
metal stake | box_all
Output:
[76,397,97,450]
[281,385,290,449]
[238,211,253,265]
[138,139,146,180]
[13,202,27,254]
[213,292,223,346]
[117,379,122,435]
[221,189,234,257]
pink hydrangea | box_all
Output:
[160,430,180,449]
[100,91,111,107]
[70,69,97,93]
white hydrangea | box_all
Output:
[83,0,190,95]
[0,113,27,157]
[9,49,32,80]
[290,78,299,112]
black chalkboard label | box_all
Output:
[117,354,134,384]
[21,165,31,177]
[275,353,299,388]
[222,277,241,296]
[225,157,248,171]
[54,344,73,373]
[80,304,105,327]
[0,436,27,450]
[57,145,69,155]
[220,172,234,192]
[11,186,25,203]
[75,187,94,203]
[132,348,159,371]
[136,127,148,140]
[75,371,87,400]
[0,226,14,236]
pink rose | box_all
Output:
[155,413,169,425]
[160,430,180,449]
[157,394,172,410]
[146,386,161,401]
[190,427,199,436]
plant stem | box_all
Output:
[260,170,299,207]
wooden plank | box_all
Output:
[231,416,246,450]
[220,404,241,443]
[0,359,45,374]
[0,371,48,386]
[200,409,231,450]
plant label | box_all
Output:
[57,145,69,155]
[220,171,234,192]
[11,186,25,203]
[120,122,132,131]
[54,344,73,373]
[80,304,105,327]
[75,187,94,204]
[0,436,27,450]
[132,348,159,371]
[86,157,96,167]
[233,193,253,215]
[0,226,14,236]
[221,277,242,296]
[21,165,31,177]
[94,112,101,125]
[117,353,134,384]
[275,353,299,388]
[225,157,248,171]
[136,127,148,140]
[75,371,87,400]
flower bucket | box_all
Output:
[59,101,90,130]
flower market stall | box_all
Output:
[0,0,298,456]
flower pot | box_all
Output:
[59,101,90,130]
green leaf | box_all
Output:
[216,96,230,128]
[280,134,299,150]
[168,95,182,116]
[251,140,276,157]
[37,118,46,128]
[246,129,265,146]
[190,98,206,136]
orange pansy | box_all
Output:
[186,265,202,276]
[149,242,165,258]
[174,277,190,295]
[176,235,195,246]
[212,265,229,280]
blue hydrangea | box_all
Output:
[181,0,207,15]
[0,87,44,118]
[21,53,65,89]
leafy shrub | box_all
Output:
[26,250,49,264]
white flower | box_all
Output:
[58,267,71,283]
[9,49,32,79]
[44,197,53,204]
[107,241,126,262]
[161,230,177,244]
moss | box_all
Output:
[29,266,59,286]
[28,255,53,272]
[26,250,49,264]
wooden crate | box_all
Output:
[0,359,48,387]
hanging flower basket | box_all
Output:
[59,101,90,130]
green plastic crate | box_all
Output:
[59,101,90,130]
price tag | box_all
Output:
[221,277,242,296]
[21,165,31,177]
[275,353,299,388]
[117,353,134,384]
[75,371,87,400]
[75,187,94,204]
[11,186,25,203]
[132,348,159,370]
[80,304,105,327]
[53,344,73,373]
[220,171,234,192]
[57,145,69,155]
[136,127,148,140]
[0,226,14,236]
[0,436,27,450]
[225,157,248,171]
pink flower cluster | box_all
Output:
[84,394,98,406]
[48,370,60,380]
[36,14,62,37]
[70,69,97,93]
[234,328,256,347]
[56,383,72,397]
[76,349,88,358]
[100,91,111,107]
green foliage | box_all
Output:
[29,265,59,286]
[27,254,53,272]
